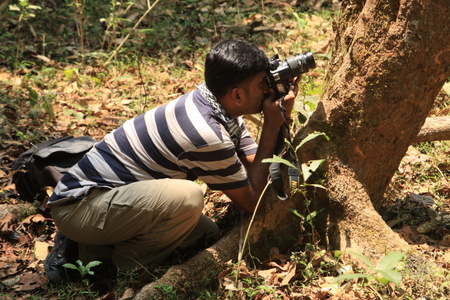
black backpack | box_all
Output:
[11,136,96,202]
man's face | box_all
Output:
[238,71,271,115]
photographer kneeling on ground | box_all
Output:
[44,39,301,284]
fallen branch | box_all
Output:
[247,115,450,144]
[414,116,450,143]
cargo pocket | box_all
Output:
[81,188,116,230]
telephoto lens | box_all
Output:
[267,52,316,98]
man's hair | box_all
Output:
[204,40,268,97]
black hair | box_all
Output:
[204,40,269,97]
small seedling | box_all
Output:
[63,259,102,278]
[334,251,405,287]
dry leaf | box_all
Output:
[0,212,15,231]
[17,273,48,291]
[280,261,297,286]
[440,234,450,247]
[34,241,49,261]
[118,288,135,300]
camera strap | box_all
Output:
[268,96,302,201]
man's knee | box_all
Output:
[144,179,204,217]
[181,180,205,208]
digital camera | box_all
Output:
[267,52,316,98]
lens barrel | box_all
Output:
[267,52,316,98]
[290,52,316,76]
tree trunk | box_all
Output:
[269,0,450,259]
[243,0,450,264]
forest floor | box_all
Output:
[1,0,450,299]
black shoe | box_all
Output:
[44,230,80,285]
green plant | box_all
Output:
[100,0,137,52]
[105,0,161,65]
[68,0,87,65]
[63,259,102,278]
[15,131,31,141]
[153,284,179,299]
[25,85,55,119]
[8,0,42,66]
[9,0,41,22]
[289,199,322,248]
[47,260,103,299]
[334,251,406,287]
[263,131,329,187]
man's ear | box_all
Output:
[231,87,242,104]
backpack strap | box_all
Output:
[268,95,302,200]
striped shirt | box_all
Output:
[48,88,258,206]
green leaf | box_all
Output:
[26,86,39,106]
[347,251,374,269]
[333,273,372,283]
[63,108,75,116]
[375,269,402,286]
[41,101,54,118]
[295,132,329,152]
[90,76,102,85]
[27,5,41,10]
[288,208,304,219]
[309,159,325,171]
[9,4,20,11]
[73,111,84,121]
[294,95,318,121]
[64,68,78,80]
[62,263,79,270]
[304,94,320,104]
[86,260,102,269]
[292,12,307,30]
[376,251,405,271]
[305,211,317,221]
[301,159,325,182]
[262,155,298,169]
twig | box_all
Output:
[105,0,161,65]
[236,180,271,286]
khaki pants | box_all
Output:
[50,179,220,270]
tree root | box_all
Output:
[133,226,240,300]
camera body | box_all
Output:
[267,52,316,99]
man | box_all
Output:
[44,39,300,283]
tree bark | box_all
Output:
[286,0,450,259]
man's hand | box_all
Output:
[263,75,301,128]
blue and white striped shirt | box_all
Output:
[48,88,258,206]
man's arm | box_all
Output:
[224,83,298,213]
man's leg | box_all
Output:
[178,214,221,249]
[51,179,212,270]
